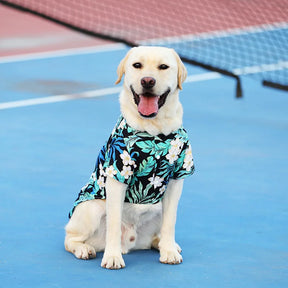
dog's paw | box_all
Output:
[101,253,125,269]
[175,242,182,253]
[73,243,96,260]
[121,248,128,255]
[159,247,183,265]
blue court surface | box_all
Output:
[0,45,287,288]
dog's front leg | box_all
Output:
[101,176,127,269]
[159,179,184,264]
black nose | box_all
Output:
[141,77,156,89]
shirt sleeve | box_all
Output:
[172,142,195,179]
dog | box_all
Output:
[64,46,194,269]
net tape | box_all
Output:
[1,0,287,97]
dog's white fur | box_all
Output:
[65,46,187,269]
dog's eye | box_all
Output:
[158,64,169,70]
[133,62,142,69]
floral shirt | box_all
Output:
[69,116,194,217]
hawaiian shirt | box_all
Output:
[69,115,194,217]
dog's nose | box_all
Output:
[141,77,156,89]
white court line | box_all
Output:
[0,73,221,110]
[186,72,221,82]
[0,86,122,110]
[0,43,126,64]
[0,23,286,110]
[233,61,288,75]
[141,22,288,45]
[1,60,287,111]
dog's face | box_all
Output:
[116,46,187,118]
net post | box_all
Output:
[180,56,243,98]
[236,77,243,98]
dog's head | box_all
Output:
[115,46,187,119]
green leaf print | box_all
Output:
[155,142,170,156]
[135,132,155,139]
[125,135,141,149]
[137,156,156,177]
[127,181,143,203]
[158,161,174,178]
[135,140,154,154]
[142,183,152,199]
[136,140,171,156]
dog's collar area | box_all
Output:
[130,85,170,118]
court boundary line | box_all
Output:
[1,59,287,110]
[141,22,288,45]
[0,86,122,110]
[0,72,222,110]
[233,61,288,75]
[0,43,126,64]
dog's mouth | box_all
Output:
[130,86,170,118]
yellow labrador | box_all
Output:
[65,46,194,269]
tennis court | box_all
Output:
[0,2,288,288]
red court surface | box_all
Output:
[0,5,112,57]
[1,0,287,58]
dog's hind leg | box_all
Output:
[65,199,106,259]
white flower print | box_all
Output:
[120,150,135,166]
[99,163,105,176]
[166,148,179,164]
[159,185,166,194]
[183,144,193,171]
[170,138,183,153]
[148,174,164,189]
[183,159,193,171]
[106,165,117,177]
[165,138,183,164]
[97,176,105,188]
[120,165,133,179]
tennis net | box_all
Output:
[1,0,287,97]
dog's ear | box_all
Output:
[172,50,187,90]
[115,49,133,85]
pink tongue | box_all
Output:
[138,95,159,116]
